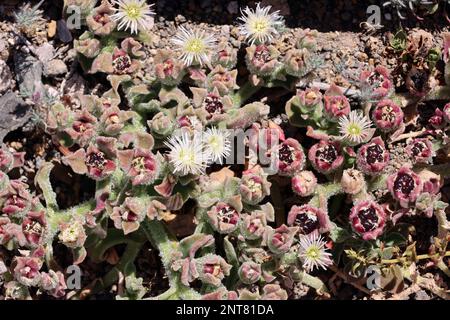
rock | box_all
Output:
[44,59,68,77]
[0,60,13,94]
[56,19,73,43]
[14,53,44,97]
[36,42,55,63]
[0,93,31,142]
[227,1,238,14]
[48,20,57,38]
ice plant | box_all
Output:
[164,132,209,176]
[202,127,231,165]
[356,137,390,175]
[287,205,330,235]
[387,167,423,208]
[405,138,434,164]
[291,170,317,197]
[171,26,216,66]
[372,99,404,132]
[110,0,155,34]
[238,2,284,45]
[338,110,374,146]
[298,233,332,272]
[308,140,344,174]
[349,200,386,240]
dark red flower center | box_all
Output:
[203,263,221,276]
[253,45,271,64]
[410,70,428,91]
[94,13,109,25]
[204,94,224,116]
[365,144,385,165]
[163,59,174,76]
[394,173,415,195]
[217,205,239,225]
[86,152,107,169]
[316,144,338,164]
[279,143,295,165]
[357,206,379,232]
[294,211,319,234]
[5,195,26,209]
[411,141,426,157]
[113,54,132,73]
[367,72,384,88]
[380,106,396,123]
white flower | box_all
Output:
[171,26,216,66]
[203,127,231,164]
[338,110,373,146]
[111,0,155,35]
[164,132,210,176]
[238,2,285,45]
[298,232,332,272]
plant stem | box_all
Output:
[232,82,261,107]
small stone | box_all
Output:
[0,60,13,94]
[47,20,57,38]
[0,92,31,142]
[36,43,55,63]
[14,53,44,96]
[44,59,68,77]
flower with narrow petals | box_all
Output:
[202,127,231,165]
[387,167,423,208]
[338,110,374,146]
[298,232,332,272]
[111,0,155,35]
[356,137,390,175]
[238,2,284,45]
[171,26,216,66]
[349,200,386,240]
[164,132,210,176]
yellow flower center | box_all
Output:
[347,123,362,136]
[185,38,205,53]
[125,4,141,19]
[306,246,320,259]
[251,18,269,33]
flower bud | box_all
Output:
[22,211,46,247]
[196,254,232,287]
[240,167,271,205]
[238,261,261,284]
[267,224,298,254]
[284,48,311,77]
[341,169,365,195]
[261,284,288,300]
[58,219,87,248]
[111,197,147,235]
[291,170,317,197]
[13,256,42,287]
